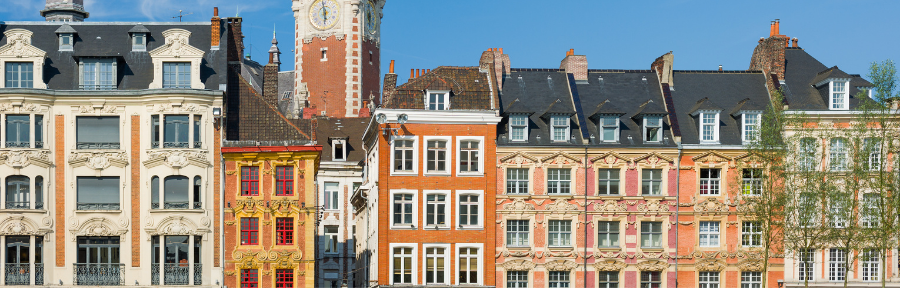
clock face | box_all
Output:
[364,1,377,35]
[309,0,340,30]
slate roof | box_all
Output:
[384,66,494,110]
[316,117,368,163]
[783,48,873,110]
[224,61,314,143]
[0,22,227,90]
[670,72,770,145]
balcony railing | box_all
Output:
[164,202,189,209]
[193,141,202,149]
[73,263,124,286]
[193,202,202,209]
[5,263,30,285]
[35,141,43,149]
[5,141,30,148]
[76,203,121,210]
[35,264,42,286]
[76,142,121,150]
[152,263,202,285]
[193,264,201,285]
[35,202,43,210]
[79,84,117,91]
[163,142,190,148]
[5,201,30,209]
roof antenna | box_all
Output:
[172,10,193,22]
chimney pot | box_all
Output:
[499,48,503,54]
[410,69,414,79]
[214,7,219,17]
[792,37,798,48]
[774,19,780,36]
[389,60,395,74]
[718,65,723,71]
[416,69,420,78]
[769,21,775,37]
[488,48,493,52]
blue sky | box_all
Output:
[3,0,899,86]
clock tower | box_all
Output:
[292,0,384,118]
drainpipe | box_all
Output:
[675,143,683,288]
[219,121,225,285]
[584,147,588,288]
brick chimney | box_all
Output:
[210,7,220,48]
[382,60,398,105]
[559,49,588,81]
[263,31,280,107]
[749,20,789,81]
[650,51,674,86]
[226,17,244,62]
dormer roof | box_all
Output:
[689,97,723,116]
[632,99,668,117]
[588,99,625,120]
[811,66,852,87]
[127,24,150,34]
[729,98,767,117]
[54,24,77,34]
[539,98,576,119]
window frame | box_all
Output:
[864,137,882,171]
[597,221,620,248]
[162,62,192,89]
[829,80,850,110]
[5,62,34,88]
[240,166,260,196]
[422,190,451,229]
[275,166,294,196]
[829,138,848,171]
[390,136,418,175]
[79,57,117,90]
[740,271,761,288]
[506,219,530,248]
[425,90,449,111]
[240,269,258,288]
[699,112,720,143]
[699,168,721,196]
[641,168,663,196]
[861,249,880,282]
[456,136,484,175]
[798,137,818,171]
[389,190,417,229]
[640,221,662,249]
[641,271,662,288]
[275,218,293,245]
[550,115,571,142]
[548,219,573,248]
[505,168,530,194]
[240,217,259,245]
[741,221,761,247]
[698,221,720,247]
[508,114,529,142]
[423,136,451,175]
[548,271,570,288]
[597,271,619,288]
[59,33,74,51]
[331,139,347,161]
[506,271,528,288]
[422,243,450,285]
[323,182,339,211]
[643,115,663,143]
[324,225,339,254]
[598,115,620,143]
[742,112,761,143]
[699,271,719,288]
[389,244,417,285]
[150,114,203,149]
[274,269,293,288]
[457,190,484,230]
[797,248,814,282]
[828,248,846,281]
[547,168,572,195]
[132,33,147,52]
[741,169,762,196]
[456,244,483,285]
[75,176,120,211]
[597,168,621,195]
[75,116,120,150]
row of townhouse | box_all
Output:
[351,21,897,288]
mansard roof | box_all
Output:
[670,71,770,145]
[383,66,494,110]
[782,48,873,110]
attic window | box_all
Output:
[643,116,662,143]
[426,90,449,110]
[59,33,73,51]
[332,139,347,161]
[550,115,570,142]
[699,112,720,143]
[509,115,528,142]
[742,113,760,143]
[830,81,849,110]
[598,116,619,143]
[132,33,147,51]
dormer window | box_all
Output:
[332,139,347,161]
[509,114,528,142]
[550,115,570,142]
[132,33,147,51]
[830,81,849,110]
[742,112,761,143]
[598,115,619,143]
[426,90,449,110]
[643,116,662,143]
[59,33,73,51]
[699,112,719,143]
[79,58,117,90]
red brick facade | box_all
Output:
[54,114,64,267]
[300,36,348,117]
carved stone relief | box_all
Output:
[545,199,578,212]
[593,259,627,271]
[69,151,128,170]
[69,217,127,239]
[145,216,209,236]
[502,198,535,211]
[637,199,670,213]
[594,200,627,213]
[636,260,668,272]
[0,216,51,236]
[544,260,578,271]
[144,150,209,168]
[0,150,52,168]
[500,259,536,271]
[694,197,730,213]
[695,259,726,272]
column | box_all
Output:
[28,236,34,285]
[158,237,165,285]
[188,114,194,149]
[29,177,35,210]
[29,114,34,149]
[188,235,194,285]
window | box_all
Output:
[548,220,572,247]
[641,271,661,288]
[427,92,448,110]
[392,139,414,173]
[323,182,338,210]
[34,176,43,209]
[5,62,33,88]
[829,200,847,228]
[742,113,760,142]
[76,236,120,285]
[332,139,346,161]
[642,169,662,195]
[392,247,413,284]
[507,271,527,288]
[424,246,447,284]
[699,272,719,288]
[392,193,413,226]
[458,247,479,284]
[506,168,529,194]
[829,138,848,171]
[275,269,293,288]
[507,220,529,247]
[163,62,191,88]
[797,193,819,227]
[861,249,879,282]
[798,138,818,171]
[240,218,259,245]
[597,221,619,248]
[240,167,260,196]
[700,112,719,143]
[151,115,200,148]
[459,194,479,227]
[193,115,201,148]
[324,226,338,253]
[459,140,480,173]
[5,115,30,148]
[741,222,761,247]
[861,193,879,228]
[828,248,846,281]
[551,115,570,142]
[597,169,620,195]
[425,193,447,227]
[321,49,327,60]
[699,168,720,195]
[547,168,571,194]
[80,58,116,90]
[831,81,848,110]
[742,169,762,196]
[426,140,448,173]
[163,175,189,209]
[549,271,570,288]
[5,176,29,209]
[797,248,814,281]
[193,176,201,209]
[132,33,147,51]
[643,116,662,143]
[34,115,42,149]
[864,138,882,171]
[699,221,720,247]
[240,269,258,288]
[599,115,619,142]
[598,271,618,288]
[76,176,119,210]
[76,116,119,149]
[509,115,528,141]
[740,272,761,288]
[276,218,293,245]
[641,222,662,248]
[60,33,73,50]
[275,166,294,196]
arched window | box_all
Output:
[6,176,30,209]
[164,176,189,209]
[193,176,201,209]
[35,176,43,209]
[151,176,160,209]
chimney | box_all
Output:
[227,17,244,62]
[383,60,398,104]
[416,69,420,78]
[792,37,798,48]
[211,7,221,48]
[718,65,723,71]
[650,51,674,86]
[42,0,89,22]
[410,69,414,80]
[560,49,588,81]
[769,21,775,37]
[774,19,780,35]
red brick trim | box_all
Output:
[130,115,141,267]
[54,115,65,267]
[214,124,221,267]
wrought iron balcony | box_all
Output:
[73,263,124,286]
[35,141,43,149]
[151,203,159,209]
[164,202,189,209]
[151,263,202,285]
[163,142,190,148]
[193,201,202,209]
[5,263,30,285]
[35,264,43,285]
[79,84,117,91]
[5,141,30,148]
[35,202,43,210]
[76,142,121,150]
[193,141,203,149]
[5,201,30,209]
[76,203,121,211]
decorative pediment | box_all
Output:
[738,259,764,272]
[270,199,301,215]
[146,103,204,114]
[692,151,733,164]
[634,152,673,165]
[696,259,726,272]
[636,260,668,271]
[69,151,128,170]
[144,150,210,169]
[594,200,627,213]
[149,29,205,58]
[540,152,582,166]
[270,250,302,269]
[0,29,46,58]
[499,152,538,166]
[594,259,627,271]
[0,215,51,236]
[544,260,578,271]
[77,105,118,114]
[500,259,535,271]
[694,197,730,213]
[545,199,578,212]
[232,198,266,216]
[0,102,44,113]
[637,199,670,213]
[0,150,51,168]
[69,217,127,239]
[144,216,209,236]
[590,151,632,166]
[502,198,535,211]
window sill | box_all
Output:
[457,226,483,230]
[75,210,122,213]
[504,194,531,197]
[390,171,417,176]
[548,246,574,251]
[390,225,417,230]
[422,226,451,231]
[150,209,205,213]
[597,247,621,251]
[456,172,484,177]
[547,194,574,198]
[0,209,47,214]
[507,246,531,251]
[640,247,664,251]
[423,172,451,177]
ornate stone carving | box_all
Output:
[78,105,117,114]
[544,260,578,271]
[545,199,578,212]
[637,199,670,213]
[738,259,764,272]
[500,259,535,271]
[594,200,627,213]
[594,259,627,271]
[70,217,127,239]
[145,216,209,236]
[0,216,51,236]
[636,260,668,271]
[634,152,674,166]
[499,249,535,258]
[234,198,266,214]
[500,152,538,165]
[692,151,733,164]
[0,29,47,89]
[144,150,210,168]
[148,29,205,89]
[590,151,632,166]
[0,150,52,168]
[540,152,582,166]
[695,259,726,272]
[502,198,535,211]
[69,151,128,170]
[694,197,730,213]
